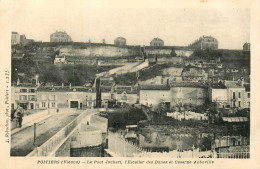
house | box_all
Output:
[244,84,250,108]
[170,82,207,108]
[54,55,67,64]
[11,32,20,45]
[11,83,37,110]
[113,85,138,105]
[139,82,207,110]
[209,82,228,108]
[150,38,164,46]
[36,86,91,109]
[139,85,171,109]
[224,80,246,109]
[114,37,127,46]
[181,68,208,82]
[138,76,170,85]
[50,31,72,42]
[188,36,218,50]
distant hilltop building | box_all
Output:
[188,36,218,50]
[20,34,34,45]
[243,42,250,51]
[11,32,20,45]
[114,37,126,46]
[150,37,164,46]
[50,31,72,42]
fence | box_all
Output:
[108,132,147,157]
[213,146,250,159]
[26,110,89,156]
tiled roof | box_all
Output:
[12,83,37,87]
[114,85,138,94]
[100,86,112,93]
[211,82,227,89]
[37,86,91,92]
[170,82,206,88]
[140,85,170,90]
[224,81,244,88]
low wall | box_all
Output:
[11,109,49,130]
[26,110,89,156]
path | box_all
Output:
[11,112,81,156]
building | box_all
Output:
[150,38,164,46]
[54,55,67,65]
[138,76,170,86]
[20,34,35,45]
[36,86,92,110]
[209,83,228,108]
[11,32,20,45]
[50,31,72,42]
[243,42,250,51]
[188,36,218,50]
[224,80,246,109]
[139,82,207,110]
[139,85,171,109]
[244,84,250,108]
[114,37,127,46]
[113,85,138,105]
[20,34,26,44]
[11,82,37,110]
[181,68,208,82]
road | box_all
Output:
[11,112,81,156]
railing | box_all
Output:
[215,152,250,158]
[26,110,88,156]
[108,132,147,157]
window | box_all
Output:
[19,95,27,101]
[20,89,27,93]
[42,102,46,108]
[29,89,35,93]
[29,95,35,101]
[51,102,55,108]
[238,101,241,107]
[248,93,250,98]
[233,92,236,99]
[238,92,241,98]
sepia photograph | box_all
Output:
[1,0,260,169]
[9,4,251,158]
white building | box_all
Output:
[11,32,20,45]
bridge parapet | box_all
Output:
[27,110,90,156]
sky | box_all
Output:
[8,0,250,49]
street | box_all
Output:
[11,112,81,156]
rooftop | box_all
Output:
[139,85,170,90]
[170,82,206,88]
[114,85,138,94]
[37,86,91,92]
[244,84,250,92]
[12,83,37,88]
[224,81,244,88]
[151,37,163,42]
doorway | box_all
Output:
[30,103,34,109]
[70,101,78,108]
